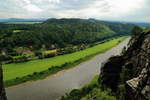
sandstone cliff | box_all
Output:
[100,31,150,100]
[0,64,7,100]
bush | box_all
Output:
[57,46,78,55]
[0,54,12,61]
[33,72,38,75]
[39,72,44,75]
[35,50,43,56]
[61,62,70,67]
[131,26,143,36]
[48,67,52,71]
[15,77,19,80]
[13,55,28,63]
[8,51,19,56]
[81,88,116,100]
[70,89,82,97]
[27,74,32,77]
[118,84,125,100]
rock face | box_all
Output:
[126,68,150,100]
[100,56,125,92]
[100,31,150,100]
[0,64,7,100]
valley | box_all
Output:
[6,37,130,100]
[0,0,149,100]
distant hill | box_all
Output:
[59,22,150,100]
[0,18,135,55]
[1,18,149,27]
[44,18,135,35]
[43,18,87,24]
[128,22,150,27]
[88,18,150,27]
[0,18,46,22]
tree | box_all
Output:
[0,63,7,100]
[131,26,143,36]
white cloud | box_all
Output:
[23,4,43,12]
[22,0,30,4]
[105,0,145,16]
[58,0,148,22]
[22,0,43,12]
[0,0,149,22]
[48,0,61,3]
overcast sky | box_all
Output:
[0,0,150,22]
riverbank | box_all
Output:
[4,36,128,87]
[6,37,130,100]
[58,75,116,100]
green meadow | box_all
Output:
[3,36,127,82]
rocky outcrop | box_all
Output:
[100,56,125,92]
[0,63,7,100]
[126,68,150,100]
[100,30,150,100]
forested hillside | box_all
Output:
[59,24,149,100]
[0,18,135,62]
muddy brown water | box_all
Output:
[6,38,130,100]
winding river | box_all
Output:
[6,37,130,100]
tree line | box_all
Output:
[0,18,135,62]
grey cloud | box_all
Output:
[0,0,149,22]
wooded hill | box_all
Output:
[0,18,135,54]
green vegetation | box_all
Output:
[80,88,116,100]
[0,18,134,63]
[0,18,133,87]
[131,25,143,36]
[117,67,131,100]
[3,36,127,87]
[99,21,135,34]
[13,30,23,33]
[145,26,150,31]
[83,75,99,87]
[59,75,116,100]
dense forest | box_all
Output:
[0,18,135,62]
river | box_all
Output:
[6,37,130,100]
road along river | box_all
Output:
[6,37,130,100]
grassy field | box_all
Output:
[5,22,41,24]
[82,75,99,88]
[3,36,127,82]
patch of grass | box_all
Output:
[58,75,99,100]
[80,88,116,100]
[83,75,99,88]
[59,75,116,100]
[3,36,128,87]
[13,30,23,33]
